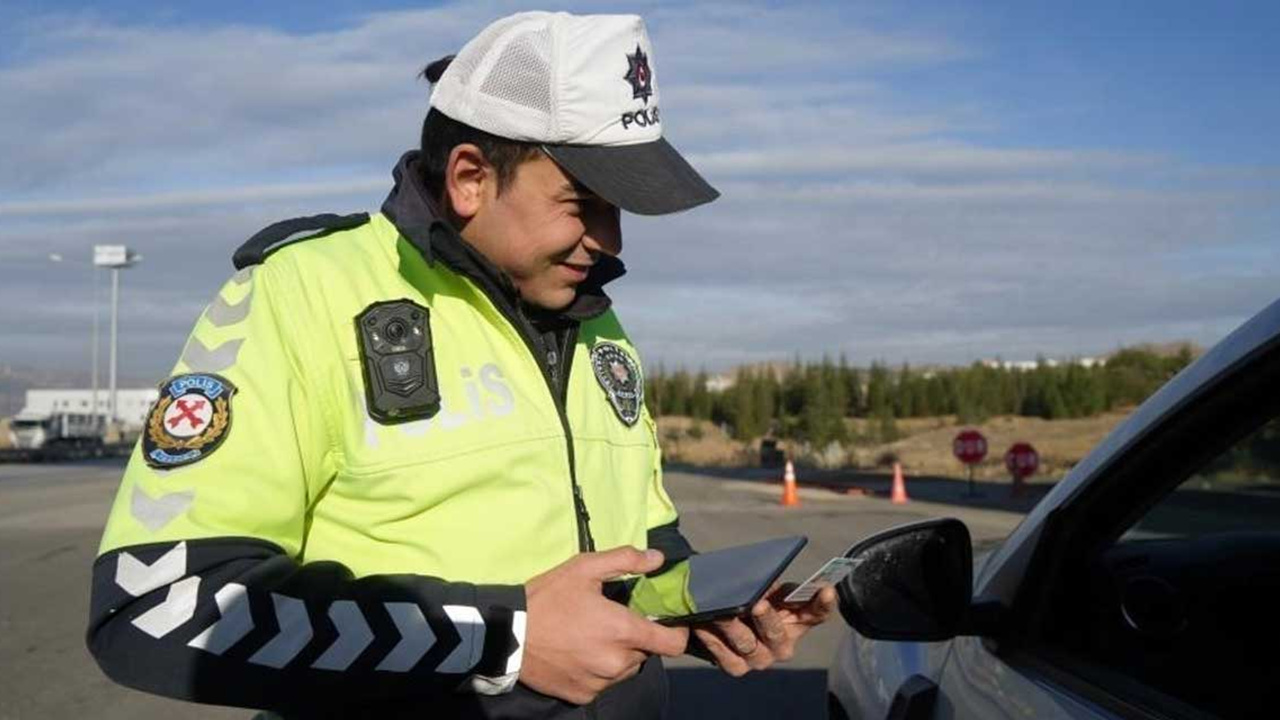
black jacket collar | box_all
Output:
[381,151,623,322]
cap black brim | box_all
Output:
[543,138,719,216]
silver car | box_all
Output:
[828,296,1280,720]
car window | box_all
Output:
[1121,417,1280,540]
[1048,414,1280,718]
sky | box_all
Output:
[1,0,1277,382]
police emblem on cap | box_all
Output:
[591,342,644,426]
[624,45,653,104]
[143,373,235,469]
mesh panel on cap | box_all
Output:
[478,26,554,116]
[447,15,523,87]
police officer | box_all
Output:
[87,11,834,718]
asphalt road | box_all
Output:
[0,460,1026,720]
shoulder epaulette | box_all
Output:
[232,212,371,270]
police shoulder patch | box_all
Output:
[143,373,236,469]
[590,342,644,427]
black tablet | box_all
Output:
[627,535,808,626]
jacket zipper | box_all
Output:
[501,303,596,553]
[556,325,593,552]
[416,226,597,554]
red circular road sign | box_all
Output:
[1005,442,1040,479]
[953,429,988,465]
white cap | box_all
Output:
[428,11,718,215]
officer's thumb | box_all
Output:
[578,546,664,583]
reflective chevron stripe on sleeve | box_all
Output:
[376,602,436,672]
[249,593,313,668]
[312,601,374,671]
[439,605,486,674]
[132,576,200,638]
[115,541,188,597]
[90,539,527,706]
[467,609,527,695]
[187,583,253,654]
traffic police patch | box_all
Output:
[590,342,643,427]
[143,373,236,469]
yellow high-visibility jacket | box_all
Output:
[87,151,690,719]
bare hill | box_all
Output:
[657,410,1132,482]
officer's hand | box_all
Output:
[522,547,689,705]
[692,582,837,677]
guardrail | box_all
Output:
[0,442,134,463]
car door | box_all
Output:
[936,310,1280,720]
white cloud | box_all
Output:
[691,144,1160,176]
[644,2,969,76]
[0,178,387,217]
[0,1,1275,379]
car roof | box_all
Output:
[976,294,1280,598]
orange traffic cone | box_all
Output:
[891,462,909,504]
[781,460,800,507]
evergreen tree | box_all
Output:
[730,368,763,440]
[895,363,914,418]
[667,370,692,416]
[1019,367,1045,418]
[649,345,1181,434]
[1000,366,1024,416]
[839,354,862,416]
[953,363,990,424]
[1105,349,1167,407]
[866,363,891,419]
[689,370,712,420]
[781,360,806,418]
[924,375,949,417]
[753,367,778,436]
[646,364,664,416]
[802,361,847,447]
[1044,378,1069,420]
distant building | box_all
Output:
[705,374,735,392]
[17,389,159,431]
[980,357,1106,371]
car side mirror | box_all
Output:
[836,518,973,641]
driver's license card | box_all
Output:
[782,557,857,604]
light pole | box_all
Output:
[93,245,141,425]
[92,263,100,428]
[49,252,102,429]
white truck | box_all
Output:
[10,410,104,454]
[3,388,156,461]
